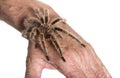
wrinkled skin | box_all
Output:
[0,0,111,78]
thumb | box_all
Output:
[25,41,55,78]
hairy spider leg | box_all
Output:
[50,17,65,38]
[29,27,39,48]
[54,27,86,47]
[40,34,50,61]
[22,26,34,39]
[50,34,66,62]
[34,8,44,24]
[51,17,63,25]
[34,29,40,48]
[54,30,63,39]
[44,9,49,24]
[22,30,28,39]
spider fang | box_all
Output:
[22,8,85,62]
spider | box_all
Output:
[22,8,86,62]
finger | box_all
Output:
[25,56,43,78]
[25,41,55,78]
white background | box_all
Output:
[0,0,120,78]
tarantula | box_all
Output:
[22,8,85,62]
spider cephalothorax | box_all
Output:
[22,8,85,62]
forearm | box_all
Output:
[0,0,28,31]
[0,0,112,78]
[0,0,58,32]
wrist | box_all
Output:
[0,0,30,32]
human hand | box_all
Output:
[0,0,111,78]
[26,41,111,78]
